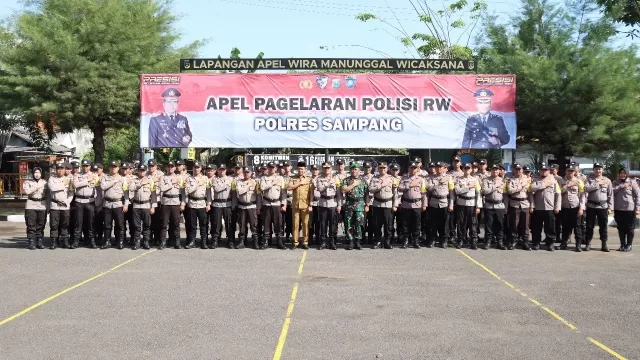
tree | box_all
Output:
[352,0,487,60]
[477,0,640,174]
[0,0,203,164]
[596,0,640,37]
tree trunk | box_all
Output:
[556,146,567,177]
[91,119,106,164]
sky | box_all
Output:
[0,0,629,61]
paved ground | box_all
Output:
[0,222,637,360]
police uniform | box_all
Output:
[332,159,349,242]
[100,161,130,249]
[584,163,613,251]
[160,161,185,249]
[147,159,164,246]
[558,166,585,251]
[481,166,507,249]
[259,162,287,249]
[550,164,563,243]
[211,164,237,249]
[185,161,212,249]
[529,163,562,251]
[92,163,105,247]
[506,163,532,250]
[236,167,261,249]
[454,164,482,249]
[148,88,193,147]
[425,162,455,248]
[398,162,428,249]
[419,160,432,243]
[360,162,375,245]
[572,162,588,242]
[122,163,136,245]
[314,162,343,250]
[389,163,402,245]
[368,162,398,249]
[130,165,158,250]
[73,159,99,249]
[309,165,321,245]
[280,162,294,243]
[447,157,464,241]
[255,163,268,244]
[461,88,510,149]
[177,160,191,247]
[67,161,79,246]
[612,167,639,252]
[48,163,74,249]
[475,160,490,238]
[23,167,48,250]
[231,162,244,244]
[289,161,313,249]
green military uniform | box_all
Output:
[341,164,369,249]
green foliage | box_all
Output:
[596,0,640,27]
[355,0,487,61]
[84,126,140,164]
[0,0,204,163]
[477,0,640,173]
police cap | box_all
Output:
[310,165,319,170]
[267,162,276,168]
[175,160,185,166]
[463,163,472,168]
[121,162,130,169]
[453,156,461,161]
[413,157,422,163]
[479,159,487,165]
[491,164,500,170]
[523,165,531,172]
[472,162,478,167]
[167,161,176,167]
[570,161,578,167]
[109,160,120,167]
[474,88,494,103]
[91,164,98,172]
[497,163,505,170]
[550,164,559,170]
[566,165,576,171]
[260,163,267,169]
[390,163,399,170]
[539,162,549,170]
[335,159,345,165]
[55,162,65,169]
[206,164,216,170]
[593,163,604,169]
[71,160,80,168]
[147,159,157,166]
[363,161,371,168]
[349,162,359,169]
[161,88,181,98]
[409,162,418,168]
[428,162,436,168]
[218,163,227,170]
[322,162,332,168]
[242,166,252,173]
[513,163,522,169]
[436,161,446,168]
[138,164,147,171]
[193,161,202,168]
[378,162,387,168]
[81,159,91,166]
[297,161,306,168]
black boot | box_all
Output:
[601,241,609,252]
[143,238,150,250]
[101,237,111,249]
[277,238,286,250]
[584,240,591,251]
[531,241,540,251]
[259,238,268,250]
[522,238,531,251]
[201,237,208,249]
[226,237,234,249]
[483,238,492,250]
[383,238,393,249]
[158,238,166,250]
[89,238,97,249]
[318,241,326,250]
[329,240,337,250]
[345,240,353,250]
[372,240,382,249]
[413,237,421,249]
[62,237,69,249]
[36,237,44,249]
[400,237,409,249]
[118,238,124,250]
[133,239,140,250]
[497,239,507,250]
[28,237,35,250]
[454,240,462,249]
[49,237,58,250]
[617,231,626,251]
[574,236,582,252]
[625,235,633,252]
[70,238,79,249]
[235,238,245,249]
[546,239,555,252]
[470,238,478,250]
[354,240,362,250]
[185,238,195,249]
[439,238,447,249]
[560,238,568,250]
[210,238,218,249]
[426,240,435,248]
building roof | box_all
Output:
[5,127,72,154]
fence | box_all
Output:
[0,173,22,198]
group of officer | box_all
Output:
[22,156,639,253]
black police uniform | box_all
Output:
[461,88,510,149]
[148,88,193,147]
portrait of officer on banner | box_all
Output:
[148,88,193,148]
[461,88,510,149]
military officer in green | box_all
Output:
[148,88,193,148]
[341,162,370,250]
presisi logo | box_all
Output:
[143,76,181,85]
[475,76,514,86]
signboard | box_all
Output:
[179,58,476,72]
[244,154,410,172]
[140,74,516,149]
[18,161,28,175]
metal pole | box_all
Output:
[325,148,329,163]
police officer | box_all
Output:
[559,165,585,251]
[211,164,236,249]
[147,159,164,246]
[73,159,98,249]
[461,88,510,149]
[130,164,157,250]
[159,161,184,249]
[426,162,455,248]
[288,161,313,250]
[360,161,375,245]
[529,163,561,251]
[368,162,397,249]
[92,163,105,247]
[260,162,287,249]
[48,162,74,249]
[309,165,321,246]
[67,160,79,246]
[231,161,243,239]
[550,164,563,243]
[506,163,532,250]
[185,161,211,249]
[279,162,294,244]
[612,166,639,252]
[398,161,428,249]
[236,167,261,249]
[176,160,191,246]
[389,163,402,245]
[454,163,482,249]
[573,162,588,243]
[333,159,348,242]
[481,165,507,250]
[313,162,342,250]
[100,161,129,249]
[148,88,193,147]
[122,162,136,246]
[255,163,268,244]
[23,166,48,250]
[584,163,613,252]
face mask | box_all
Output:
[34,172,42,180]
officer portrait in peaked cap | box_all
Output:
[461,88,511,150]
[148,87,193,148]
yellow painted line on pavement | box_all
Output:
[0,249,155,328]
[456,249,627,360]
[273,250,307,360]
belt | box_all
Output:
[213,198,232,203]
[263,196,280,203]
[430,194,446,199]
[458,195,474,200]
[75,195,94,200]
[321,195,335,200]
[374,196,394,202]
[485,198,503,204]
[105,197,124,202]
[313,197,319,201]
[510,195,527,201]
[588,200,607,206]
[163,194,179,198]
[402,198,421,203]
[239,201,256,206]
[133,199,150,204]
[189,196,205,201]
[28,197,44,201]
